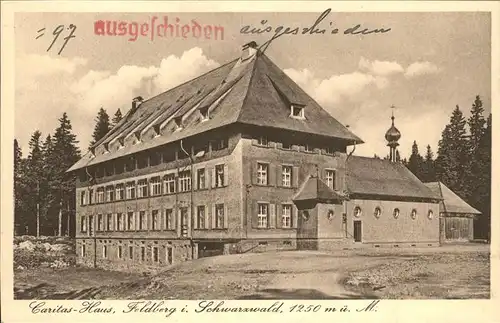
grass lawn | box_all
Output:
[14,244,490,300]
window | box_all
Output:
[150,151,161,166]
[282,166,292,187]
[325,170,336,190]
[428,210,434,219]
[117,213,124,231]
[257,136,268,146]
[327,209,335,220]
[97,214,103,231]
[116,184,124,201]
[81,244,86,257]
[290,104,305,119]
[197,206,205,229]
[89,189,94,205]
[150,176,162,196]
[325,146,334,155]
[152,210,159,230]
[125,156,136,172]
[129,246,134,260]
[127,212,134,230]
[215,164,225,188]
[304,144,314,153]
[88,216,94,236]
[282,205,292,228]
[258,203,268,228]
[166,247,173,265]
[137,154,148,169]
[257,163,268,185]
[80,216,87,232]
[118,245,123,259]
[163,149,176,163]
[165,209,174,230]
[126,182,136,199]
[197,169,206,189]
[281,141,292,150]
[102,245,107,258]
[353,206,362,217]
[80,191,87,206]
[213,138,228,151]
[106,186,115,202]
[139,211,146,230]
[374,207,382,218]
[411,209,417,220]
[106,213,113,231]
[96,187,105,203]
[164,174,176,194]
[137,179,148,198]
[194,142,208,156]
[393,208,400,219]
[178,170,191,192]
[215,204,225,229]
[140,246,145,261]
[152,247,159,263]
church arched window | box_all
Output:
[393,208,400,219]
[374,207,382,218]
[411,209,417,219]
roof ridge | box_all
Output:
[235,52,263,122]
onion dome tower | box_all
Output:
[385,106,401,162]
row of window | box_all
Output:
[254,135,340,156]
[254,163,336,190]
[353,206,434,220]
[81,241,175,264]
[256,202,297,229]
[80,204,227,234]
[80,164,228,206]
[83,138,229,181]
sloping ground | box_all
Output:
[14,244,490,300]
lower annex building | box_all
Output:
[68,41,442,271]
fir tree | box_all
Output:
[52,113,81,236]
[112,108,123,127]
[25,131,44,235]
[420,145,436,183]
[407,141,424,179]
[14,139,28,234]
[89,107,111,148]
[435,105,469,198]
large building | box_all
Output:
[68,42,441,271]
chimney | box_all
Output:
[132,96,144,111]
[241,41,258,61]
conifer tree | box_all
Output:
[25,131,44,235]
[52,113,81,236]
[89,107,111,149]
[14,139,28,234]
[112,108,123,127]
[435,105,468,198]
[420,145,436,183]
[466,96,487,204]
[407,141,424,179]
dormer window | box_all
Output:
[200,107,209,121]
[174,117,183,131]
[290,104,305,119]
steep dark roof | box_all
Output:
[346,156,440,200]
[293,176,344,203]
[68,47,362,172]
[425,182,481,215]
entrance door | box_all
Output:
[353,221,362,242]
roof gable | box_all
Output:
[346,156,440,200]
[425,182,481,214]
[293,175,344,203]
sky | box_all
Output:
[14,11,491,158]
